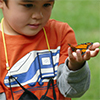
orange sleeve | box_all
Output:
[58,22,77,64]
[47,19,77,65]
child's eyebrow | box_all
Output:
[21,0,34,2]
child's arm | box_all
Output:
[57,61,90,97]
[57,42,100,97]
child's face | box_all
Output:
[1,0,54,36]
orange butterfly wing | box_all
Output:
[68,42,93,55]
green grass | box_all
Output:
[51,0,100,42]
[0,0,100,100]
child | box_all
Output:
[0,0,100,100]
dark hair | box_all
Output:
[3,0,8,6]
[3,0,55,7]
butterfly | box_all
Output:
[68,42,93,55]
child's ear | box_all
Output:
[0,0,3,9]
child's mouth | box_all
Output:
[28,24,40,29]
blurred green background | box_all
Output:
[0,0,100,100]
[51,0,100,100]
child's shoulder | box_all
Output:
[49,19,68,24]
[48,19,69,27]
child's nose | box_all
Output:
[31,11,43,19]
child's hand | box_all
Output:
[67,42,100,71]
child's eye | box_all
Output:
[23,4,33,8]
[43,3,52,7]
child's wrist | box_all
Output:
[67,59,86,71]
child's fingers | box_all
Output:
[68,48,83,62]
[83,49,90,60]
[89,42,100,50]
[83,48,99,60]
[90,48,100,57]
[75,49,83,62]
[68,47,76,61]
